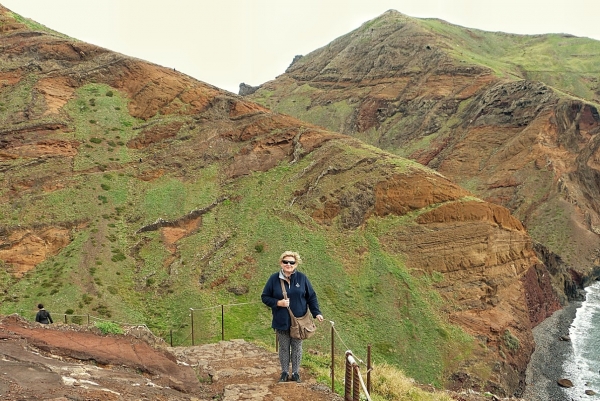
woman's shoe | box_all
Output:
[279,372,289,382]
[291,372,301,382]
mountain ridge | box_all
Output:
[246,10,600,284]
[0,5,567,396]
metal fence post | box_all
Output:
[64,314,67,324]
[367,344,372,394]
[190,308,194,346]
[221,304,224,341]
[331,324,335,392]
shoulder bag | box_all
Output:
[280,279,316,340]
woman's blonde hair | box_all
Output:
[279,251,302,265]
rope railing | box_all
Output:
[88,315,150,329]
[331,322,368,366]
[187,301,266,344]
[189,300,262,311]
[328,320,373,397]
[176,327,193,347]
[188,305,223,311]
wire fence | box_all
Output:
[177,302,373,398]
[22,301,373,399]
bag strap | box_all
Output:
[280,279,288,300]
[280,279,297,319]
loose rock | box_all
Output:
[557,378,573,388]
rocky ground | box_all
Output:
[523,302,580,401]
[168,341,340,401]
[0,314,342,400]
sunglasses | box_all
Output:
[281,260,296,265]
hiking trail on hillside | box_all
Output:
[0,315,342,400]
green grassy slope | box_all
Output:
[420,18,600,101]
[0,82,473,387]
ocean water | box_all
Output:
[563,280,600,400]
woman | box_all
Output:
[261,251,324,383]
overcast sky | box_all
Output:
[3,0,600,94]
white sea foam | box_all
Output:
[563,281,600,400]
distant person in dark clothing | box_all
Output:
[35,304,53,324]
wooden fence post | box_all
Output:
[352,364,360,401]
[345,351,353,401]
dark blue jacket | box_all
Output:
[261,270,321,331]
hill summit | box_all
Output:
[246,9,600,285]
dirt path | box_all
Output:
[169,340,342,401]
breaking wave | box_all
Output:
[563,281,600,399]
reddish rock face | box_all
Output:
[373,173,469,217]
[127,122,184,149]
[378,199,555,393]
[0,227,72,276]
[522,263,562,327]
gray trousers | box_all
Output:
[277,329,303,374]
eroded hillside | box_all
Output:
[0,5,561,396]
[247,10,600,280]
